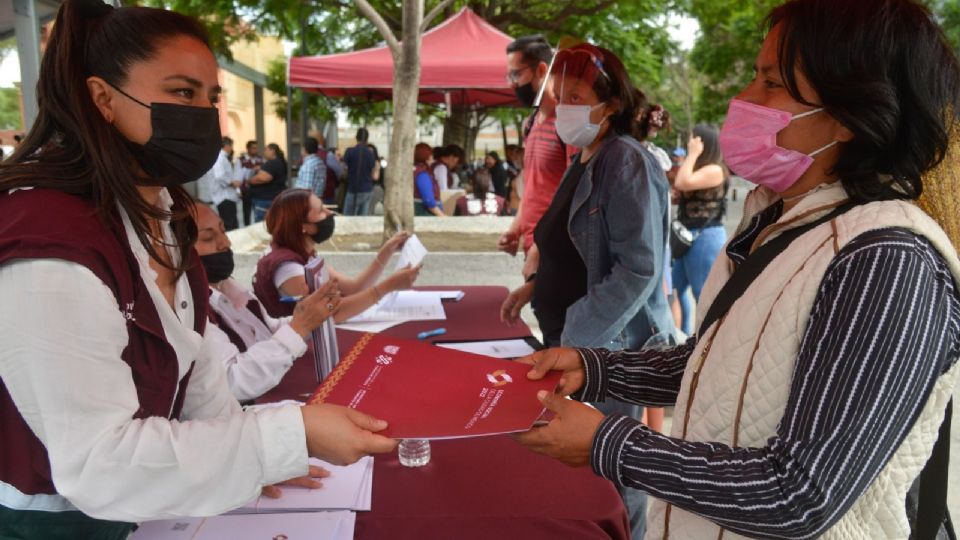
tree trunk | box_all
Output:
[382,0,424,239]
[442,104,471,150]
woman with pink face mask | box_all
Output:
[514,0,960,538]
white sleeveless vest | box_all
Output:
[646,183,960,539]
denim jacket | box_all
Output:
[560,134,674,350]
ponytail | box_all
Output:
[0,0,211,277]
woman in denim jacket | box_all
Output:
[500,43,674,540]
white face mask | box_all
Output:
[555,103,606,148]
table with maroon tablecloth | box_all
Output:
[260,286,629,540]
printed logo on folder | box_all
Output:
[309,334,560,440]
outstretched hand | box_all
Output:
[514,391,604,467]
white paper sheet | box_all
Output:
[395,234,427,270]
[232,457,373,514]
[345,291,446,324]
[132,510,356,540]
[335,320,406,333]
[437,339,537,359]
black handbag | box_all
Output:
[669,220,696,259]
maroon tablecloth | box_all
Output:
[261,286,629,540]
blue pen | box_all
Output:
[417,327,446,340]
[279,295,302,303]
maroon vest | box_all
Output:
[207,292,269,353]
[252,245,309,318]
[0,189,209,496]
[414,164,441,201]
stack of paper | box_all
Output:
[132,510,355,540]
[232,457,373,514]
[337,291,446,333]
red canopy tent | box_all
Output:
[288,7,518,108]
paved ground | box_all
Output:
[231,177,959,517]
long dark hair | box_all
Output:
[0,0,212,276]
[267,143,286,164]
[768,0,960,202]
[692,124,724,172]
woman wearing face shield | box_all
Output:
[0,2,397,537]
[515,0,960,538]
[500,43,675,540]
[501,43,674,354]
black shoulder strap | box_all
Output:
[697,202,856,338]
[915,399,954,540]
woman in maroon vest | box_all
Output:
[0,3,395,538]
[252,188,422,319]
[195,203,340,402]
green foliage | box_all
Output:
[0,87,23,131]
[928,0,960,52]
[140,0,675,122]
[678,0,779,124]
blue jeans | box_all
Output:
[252,198,273,223]
[672,225,727,335]
[343,191,372,216]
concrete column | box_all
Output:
[13,0,41,130]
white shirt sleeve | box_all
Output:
[0,259,307,522]
[203,321,307,402]
[213,153,233,189]
[434,164,449,191]
[273,261,305,290]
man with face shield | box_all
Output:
[499,36,575,271]
[501,42,674,540]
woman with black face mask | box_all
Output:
[252,188,423,321]
[194,203,341,402]
[0,2,397,537]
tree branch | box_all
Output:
[488,0,617,32]
[420,0,458,33]
[354,0,401,54]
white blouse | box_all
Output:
[0,189,307,522]
[208,278,307,401]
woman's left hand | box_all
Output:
[261,464,330,498]
[687,135,704,157]
[513,391,605,467]
[380,231,412,257]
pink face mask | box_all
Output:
[719,99,837,193]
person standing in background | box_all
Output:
[210,136,241,231]
[248,143,288,222]
[294,137,326,199]
[672,125,728,337]
[235,140,264,226]
[342,128,376,216]
[498,35,575,281]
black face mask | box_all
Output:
[308,215,336,244]
[110,84,222,185]
[200,249,235,284]
[514,82,537,108]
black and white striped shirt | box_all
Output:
[578,205,960,539]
